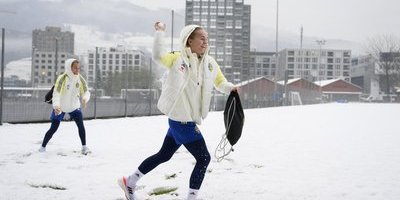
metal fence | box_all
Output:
[0,87,162,123]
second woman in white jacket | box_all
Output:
[39,59,91,155]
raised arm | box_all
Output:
[152,22,180,69]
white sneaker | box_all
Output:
[38,146,46,152]
[81,146,91,155]
[118,176,136,200]
[187,188,199,200]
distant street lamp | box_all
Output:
[274,0,280,106]
[54,37,60,81]
[316,39,326,102]
[171,9,174,52]
[1,11,16,125]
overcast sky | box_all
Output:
[126,0,400,43]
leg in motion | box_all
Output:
[184,138,211,199]
[70,109,90,154]
[40,117,61,151]
[118,134,181,200]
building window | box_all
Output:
[226,8,233,15]
[235,20,242,28]
[312,58,318,63]
[218,8,224,15]
[226,20,233,28]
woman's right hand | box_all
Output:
[154,21,166,31]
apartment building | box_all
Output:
[86,46,147,87]
[277,48,352,82]
[249,51,277,81]
[185,0,251,83]
[31,26,75,87]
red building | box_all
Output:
[278,78,321,104]
[316,79,362,102]
[237,77,283,108]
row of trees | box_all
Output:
[100,68,157,97]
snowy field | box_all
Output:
[1,103,400,200]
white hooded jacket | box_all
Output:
[52,58,90,113]
[153,25,234,124]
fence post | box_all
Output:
[148,58,152,116]
[125,52,128,117]
[94,47,98,119]
[0,28,5,125]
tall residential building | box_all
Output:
[31,26,75,87]
[87,46,147,87]
[185,0,251,83]
[277,48,352,82]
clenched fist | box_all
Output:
[154,21,166,31]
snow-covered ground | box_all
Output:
[1,103,400,200]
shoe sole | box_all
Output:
[81,151,91,155]
[117,178,132,200]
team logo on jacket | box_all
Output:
[76,82,80,88]
[208,64,213,72]
[67,84,70,90]
[179,63,186,72]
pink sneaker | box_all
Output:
[118,176,136,200]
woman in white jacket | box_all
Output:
[118,22,237,200]
[39,59,91,155]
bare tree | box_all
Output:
[365,34,400,100]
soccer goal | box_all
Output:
[290,91,303,105]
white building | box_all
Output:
[249,51,277,81]
[86,46,147,87]
[278,48,352,82]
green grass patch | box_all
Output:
[148,186,178,196]
[28,183,67,190]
